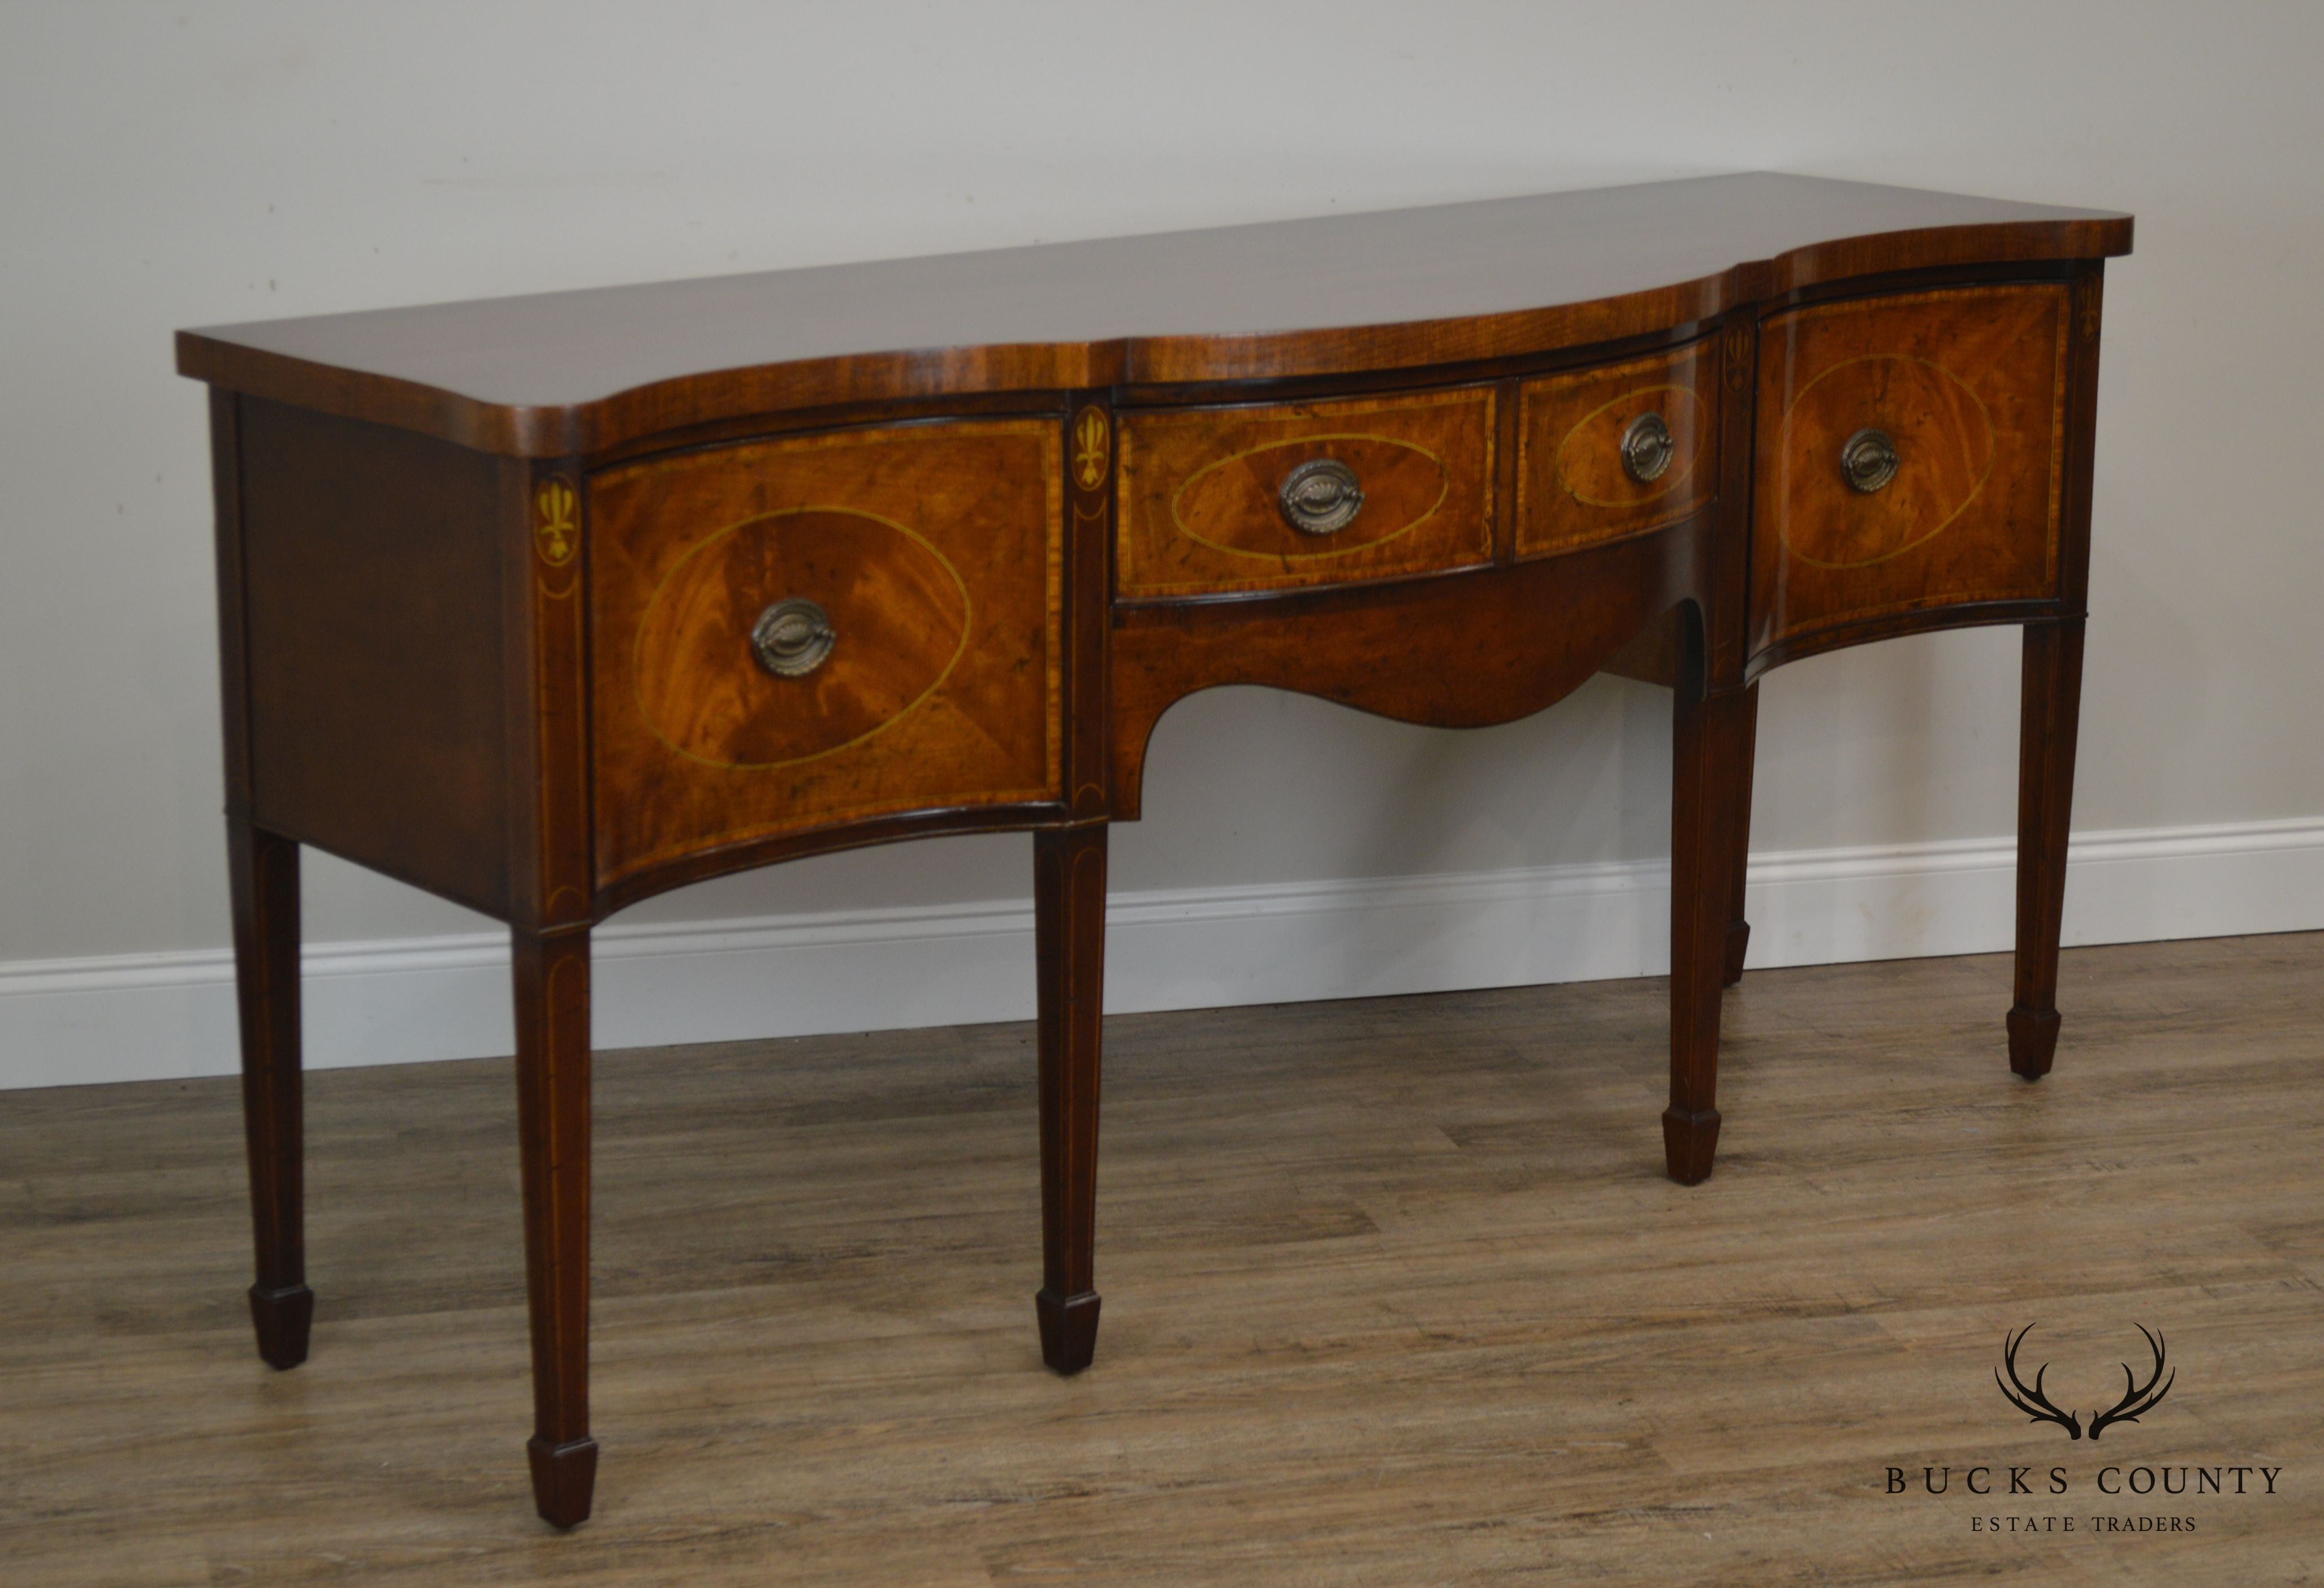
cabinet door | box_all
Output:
[1750,284,2070,659]
[589,420,1063,889]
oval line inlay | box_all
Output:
[1556,383,1704,508]
[1776,353,1998,571]
[633,504,973,772]
[1169,430,1453,562]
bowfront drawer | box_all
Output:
[1515,338,1716,559]
[588,420,1063,886]
[1750,283,2070,656]
[1115,386,1496,599]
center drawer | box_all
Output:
[1115,386,1496,599]
[1514,338,1717,559]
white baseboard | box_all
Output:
[2,817,2318,1091]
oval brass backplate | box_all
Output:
[749,598,836,679]
[1277,458,1366,535]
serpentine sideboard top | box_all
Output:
[179,172,2129,454]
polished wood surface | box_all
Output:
[512,927,597,1528]
[1723,679,1761,985]
[1748,283,2069,662]
[1664,614,1747,1184]
[181,175,2130,1526]
[177,174,2128,454]
[3,934,2316,1585]
[225,819,310,1371]
[1033,825,1107,1374]
[509,453,595,935]
[1109,525,1699,819]
[1516,338,1716,559]
[2008,620,2086,1078]
[236,398,516,918]
[588,421,1065,887]
[1116,386,1495,598]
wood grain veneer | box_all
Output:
[1516,338,1718,560]
[587,420,1065,888]
[1748,283,2070,661]
[1116,386,1495,599]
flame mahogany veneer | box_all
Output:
[180,173,2131,1528]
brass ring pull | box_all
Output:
[750,598,835,678]
[1841,428,1899,493]
[1620,412,1674,484]
[1278,458,1365,536]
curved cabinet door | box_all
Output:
[589,420,1064,889]
[1749,283,2071,662]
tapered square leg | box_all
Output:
[1661,1108,1722,1186]
[2009,621,2084,1080]
[513,928,597,1527]
[1033,825,1107,1374]
[1668,666,1751,1185]
[1723,681,1759,987]
[228,819,311,1370]
[247,1283,314,1371]
[527,1436,599,1531]
[1035,1288,1101,1375]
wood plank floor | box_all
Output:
[3,933,2320,1584]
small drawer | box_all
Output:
[1750,283,2070,656]
[1515,339,1716,559]
[1115,386,1496,599]
[588,420,1063,886]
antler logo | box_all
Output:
[1995,1324,2174,1440]
[2089,1326,2175,1439]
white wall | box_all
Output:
[2,2,2319,1085]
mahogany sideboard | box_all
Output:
[177,172,2131,1527]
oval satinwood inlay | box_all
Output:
[1777,355,1995,569]
[1171,433,1450,560]
[1556,383,1708,509]
[633,507,970,770]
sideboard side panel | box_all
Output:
[236,398,511,917]
[211,390,255,816]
